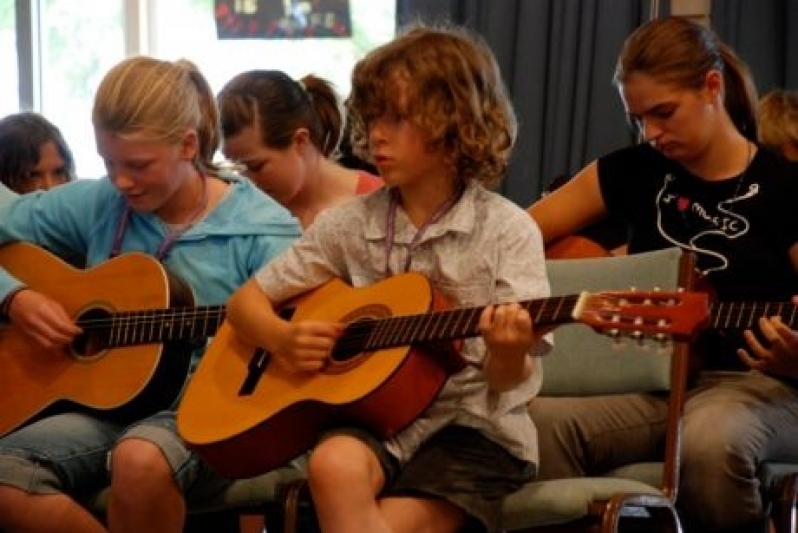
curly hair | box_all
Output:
[346,24,517,188]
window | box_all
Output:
[7,0,395,178]
[0,1,17,117]
[38,0,125,180]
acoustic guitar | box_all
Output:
[177,271,709,479]
[0,242,226,437]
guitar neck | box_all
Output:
[336,295,580,356]
[711,302,798,330]
[77,305,226,348]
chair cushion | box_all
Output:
[542,248,685,396]
[604,462,663,487]
[501,477,665,529]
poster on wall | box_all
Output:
[215,0,352,39]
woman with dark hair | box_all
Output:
[218,70,382,229]
[0,112,76,193]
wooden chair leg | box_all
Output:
[239,514,265,533]
[772,473,798,533]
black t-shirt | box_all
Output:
[598,144,798,370]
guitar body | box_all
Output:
[0,242,194,436]
[545,235,614,260]
[178,272,464,479]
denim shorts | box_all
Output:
[0,410,230,502]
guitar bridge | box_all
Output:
[238,348,269,396]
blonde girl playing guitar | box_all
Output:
[0,57,300,533]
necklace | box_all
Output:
[725,140,753,204]
[669,140,755,258]
[677,140,753,216]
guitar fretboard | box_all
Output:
[77,306,226,347]
[710,302,798,330]
[333,295,581,358]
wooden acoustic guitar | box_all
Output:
[0,242,226,437]
[177,272,709,479]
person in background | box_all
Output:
[0,56,301,533]
[226,24,549,533]
[528,16,798,533]
[218,67,383,533]
[757,88,798,161]
[0,111,76,193]
[217,69,382,230]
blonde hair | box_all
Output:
[757,89,798,154]
[347,24,517,188]
[92,56,220,174]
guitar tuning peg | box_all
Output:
[655,342,672,354]
[611,338,626,349]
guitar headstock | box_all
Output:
[573,290,709,342]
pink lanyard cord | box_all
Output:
[384,185,464,276]
[110,176,209,260]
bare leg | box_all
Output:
[0,485,106,533]
[380,495,464,533]
[307,435,464,533]
[106,438,185,533]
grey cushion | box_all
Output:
[505,249,686,530]
[542,247,685,396]
[502,477,663,529]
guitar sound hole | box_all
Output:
[71,307,112,359]
[331,303,392,363]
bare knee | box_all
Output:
[307,435,383,495]
[110,438,171,487]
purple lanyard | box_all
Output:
[110,177,208,260]
[110,207,189,260]
[384,186,463,276]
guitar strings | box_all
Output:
[72,300,787,345]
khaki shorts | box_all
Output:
[320,425,535,533]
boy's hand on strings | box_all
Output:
[272,320,344,374]
[479,302,534,353]
[479,303,536,391]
